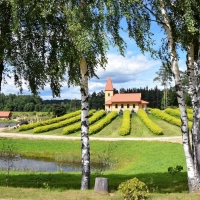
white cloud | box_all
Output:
[1,52,162,100]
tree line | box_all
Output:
[0,86,185,113]
[0,93,81,113]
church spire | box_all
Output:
[105,76,114,91]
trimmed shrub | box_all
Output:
[138,109,163,135]
[62,110,106,135]
[118,177,149,200]
[18,110,82,131]
[119,110,131,136]
[33,110,96,133]
[89,111,118,135]
[151,108,192,130]
[165,108,193,121]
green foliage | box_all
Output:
[52,104,66,117]
[165,108,193,121]
[119,110,131,136]
[168,165,183,185]
[62,110,106,135]
[18,110,81,131]
[89,111,118,135]
[151,109,192,130]
[33,110,96,133]
[118,177,149,200]
[168,165,183,176]
[138,109,163,135]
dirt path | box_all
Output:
[0,129,182,143]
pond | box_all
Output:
[0,123,16,128]
[0,157,105,172]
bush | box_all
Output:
[151,108,192,130]
[89,111,118,135]
[33,110,96,133]
[138,109,163,135]
[62,110,106,135]
[119,110,131,136]
[18,110,81,131]
[165,108,193,121]
[118,177,149,200]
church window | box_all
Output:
[127,104,129,108]
[121,104,124,108]
[108,93,110,96]
[133,104,135,108]
[115,104,118,108]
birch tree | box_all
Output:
[1,0,153,189]
[133,0,200,191]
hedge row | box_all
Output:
[119,110,131,136]
[165,108,193,121]
[89,111,118,135]
[33,109,96,133]
[138,109,163,135]
[62,110,106,135]
[18,110,81,131]
[151,108,192,130]
[186,108,193,114]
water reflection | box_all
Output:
[0,123,16,128]
[0,157,108,172]
[0,158,82,172]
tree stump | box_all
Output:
[94,177,109,194]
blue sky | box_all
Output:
[2,22,187,100]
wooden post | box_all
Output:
[94,177,109,194]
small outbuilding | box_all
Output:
[0,111,12,120]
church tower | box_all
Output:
[104,76,114,104]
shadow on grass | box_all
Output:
[0,171,188,193]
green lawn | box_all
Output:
[0,137,191,199]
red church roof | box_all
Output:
[105,93,149,105]
[110,93,141,102]
[105,76,114,91]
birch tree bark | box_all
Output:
[80,56,90,190]
[159,0,200,191]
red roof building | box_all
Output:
[105,77,149,112]
[0,111,12,119]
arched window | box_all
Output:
[127,104,129,108]
[108,93,110,96]
[133,104,135,108]
[121,104,124,108]
[115,104,118,108]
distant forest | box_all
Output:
[0,86,190,112]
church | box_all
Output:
[104,77,149,112]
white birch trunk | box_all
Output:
[80,56,90,190]
[159,0,200,192]
[187,43,200,190]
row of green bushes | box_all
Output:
[89,111,118,135]
[138,109,163,135]
[119,110,131,136]
[33,110,96,133]
[151,108,192,130]
[62,110,106,135]
[18,110,81,131]
[165,108,193,121]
